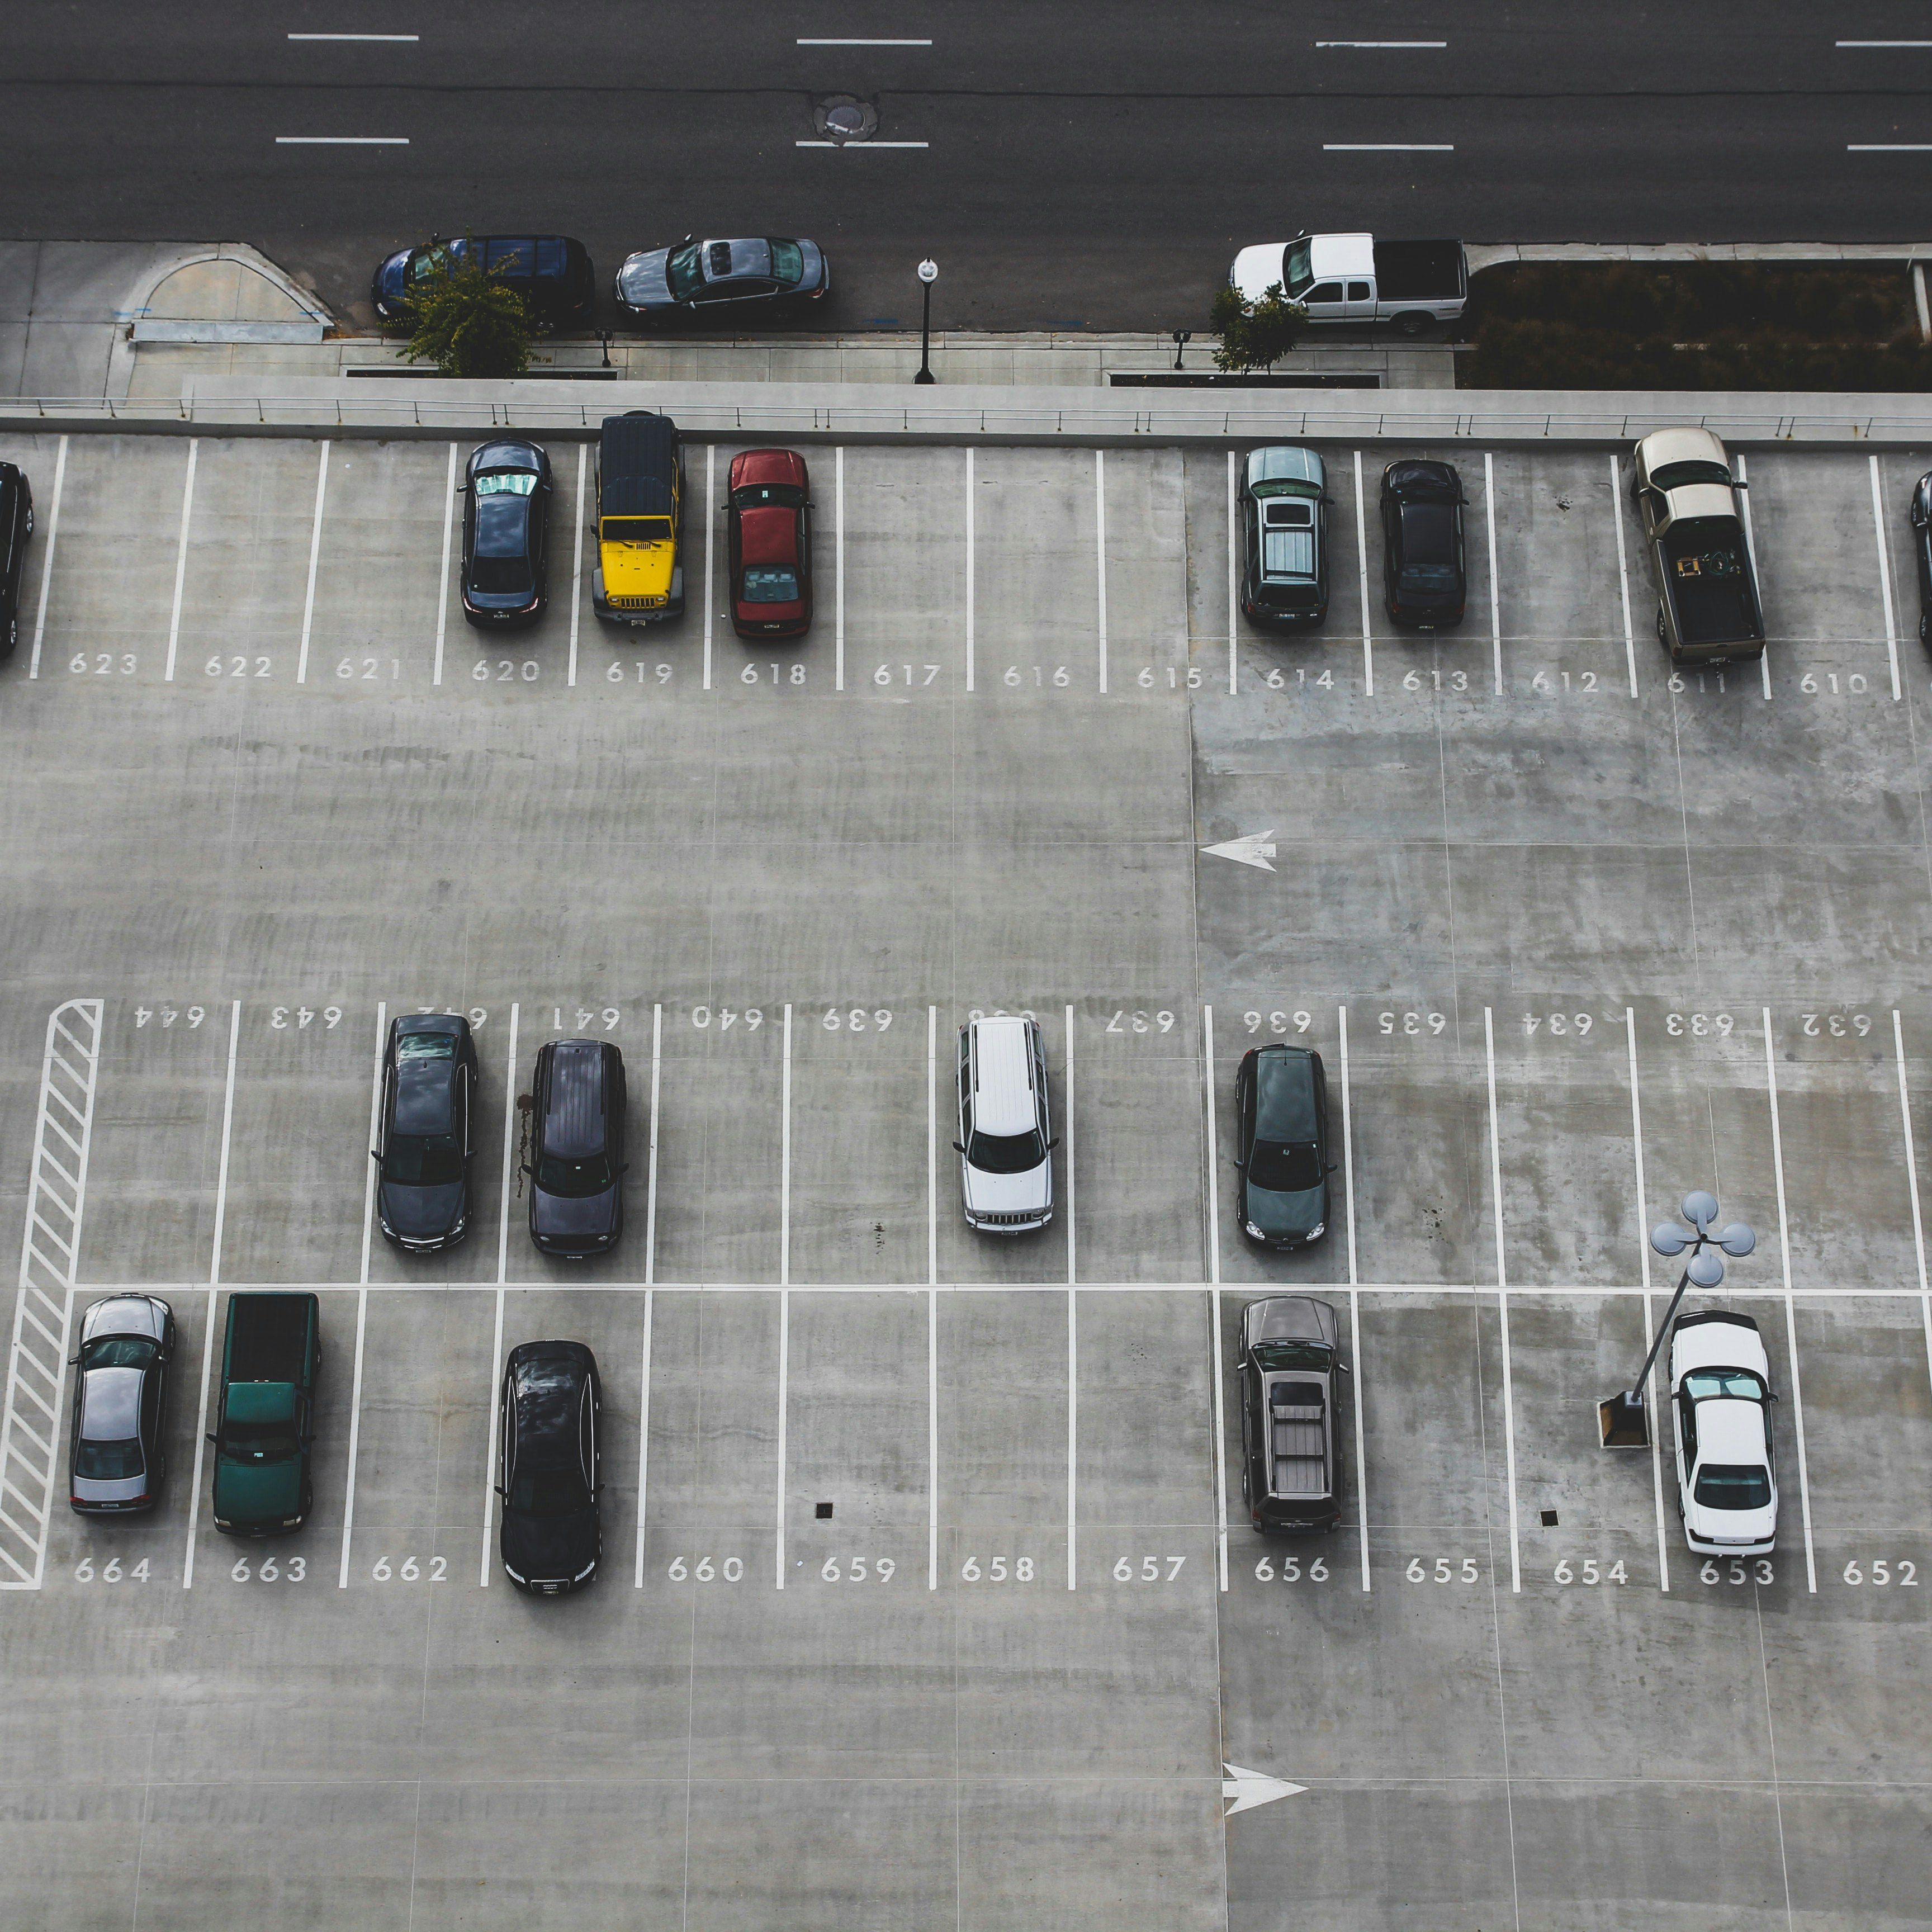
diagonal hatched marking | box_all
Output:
[0,1000,102,1589]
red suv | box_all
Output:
[727,448,813,639]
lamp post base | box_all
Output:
[914,370,935,385]
[1598,1391,1650,1449]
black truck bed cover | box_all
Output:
[1372,239,1466,302]
[225,1292,316,1382]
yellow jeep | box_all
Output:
[593,411,684,622]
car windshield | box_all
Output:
[1283,240,1314,299]
[510,1463,591,1517]
[602,516,672,544]
[1684,1368,1767,1401]
[1248,1140,1322,1192]
[967,1129,1046,1175]
[665,242,704,301]
[384,1133,463,1187]
[537,1153,613,1198]
[408,245,452,285]
[475,471,537,497]
[771,239,805,285]
[741,566,800,603]
[733,482,806,509]
[397,1033,454,1061]
[222,1422,299,1461]
[73,1437,144,1480]
[1695,1463,1772,1510]
[1651,459,1732,490]
[1251,1341,1333,1370]
[80,1336,156,1371]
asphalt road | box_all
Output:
[6,5,1932,333]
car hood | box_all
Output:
[617,249,674,309]
[214,1455,301,1522]
[502,1504,599,1583]
[375,248,411,305]
[1231,243,1290,304]
[962,1162,1051,1215]
[381,1178,467,1239]
[1243,1180,1326,1238]
[531,1185,618,1238]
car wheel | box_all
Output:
[1656,605,1667,646]
[24,508,33,537]
[2,617,15,659]
[1921,612,1929,646]
[1395,312,1429,338]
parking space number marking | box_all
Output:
[961,1556,1034,1580]
[668,1556,745,1581]
[1253,1554,1327,1581]
[372,1555,446,1581]
[1843,1560,1917,1585]
[74,1557,150,1583]
[231,1555,305,1582]
[1701,1558,1774,1585]
[1407,1556,1480,1582]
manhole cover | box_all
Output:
[813,94,879,144]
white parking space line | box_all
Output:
[1626,1009,1671,1590]
[780,1004,793,1284]
[1483,452,1502,697]
[1891,1011,1932,1398]
[1094,452,1109,694]
[633,1287,653,1587]
[1202,1006,1227,1591]
[775,1289,790,1589]
[1065,1002,1077,1592]
[926,1006,939,1287]
[432,443,456,686]
[1063,1005,1077,1285]
[481,1002,519,1588]
[1484,1007,1522,1593]
[1761,1008,1817,1593]
[1611,453,1639,698]
[645,1003,662,1286]
[568,443,585,687]
[163,439,199,683]
[27,433,67,678]
[927,1005,939,1592]
[182,1001,241,1590]
[1225,449,1238,695]
[703,444,715,691]
[1340,1005,1370,1592]
[337,1002,385,1588]
[295,441,329,684]
[834,446,845,691]
[1869,453,1904,700]
[964,448,976,692]
[1733,451,1772,699]
[1353,449,1373,694]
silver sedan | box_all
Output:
[68,1294,174,1514]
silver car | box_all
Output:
[956,1016,1057,1233]
[68,1294,174,1514]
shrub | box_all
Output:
[400,242,536,379]
[1210,282,1308,373]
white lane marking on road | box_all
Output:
[568,442,585,688]
[1341,1005,1370,1592]
[1202,1006,1227,1592]
[182,1000,242,1589]
[1849,144,1932,151]
[288,32,420,40]
[27,433,67,679]
[480,1002,518,1587]
[295,440,329,684]
[1892,1012,1932,1403]
[1611,452,1637,698]
[1095,451,1108,693]
[1626,1010,1670,1591]
[1839,40,1932,46]
[633,1287,653,1588]
[1870,452,1903,700]
[794,140,929,148]
[703,444,715,690]
[1732,451,1772,699]
[1353,450,1374,694]
[1317,40,1445,48]
[275,135,409,144]
[1323,143,1453,151]
[1223,1764,1306,1814]
[1484,1007,1521,1593]
[929,1012,939,1592]
[964,448,976,692]
[1483,451,1502,695]
[163,439,199,682]
[797,36,932,44]
[338,1001,386,1588]
[1200,831,1276,871]
[1226,448,1238,694]
[1760,1007,1816,1593]
[645,1004,662,1287]
[433,442,456,686]
[1065,1003,1077,1591]
[834,445,845,691]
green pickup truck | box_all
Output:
[209,1292,321,1536]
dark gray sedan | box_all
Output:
[1234,1044,1333,1249]
[614,235,829,324]
[375,1013,479,1253]
[460,439,551,627]
[68,1294,174,1513]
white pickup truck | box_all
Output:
[1229,233,1467,335]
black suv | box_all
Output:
[1234,1045,1334,1249]
[0,461,36,657]
[497,1341,602,1593]
[525,1039,626,1257]
[374,1014,479,1253]
[1380,459,1467,628]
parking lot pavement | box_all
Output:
[6,427,1932,1927]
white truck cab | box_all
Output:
[1229,233,1467,335]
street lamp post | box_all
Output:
[915,258,937,385]
[1599,1190,1756,1448]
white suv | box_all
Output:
[955,1016,1056,1233]
[1669,1310,1778,1556]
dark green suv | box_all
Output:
[1239,446,1328,628]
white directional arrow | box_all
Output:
[1222,1763,1306,1817]
[1200,830,1278,873]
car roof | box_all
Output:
[1308,233,1375,281]
[79,1365,144,1441]
[1244,1295,1339,1348]
[738,505,799,567]
[394,1054,456,1135]
[1247,446,1324,491]
[1639,426,1729,472]
[508,1342,593,1443]
[1697,1400,1768,1461]
[1253,1045,1318,1140]
[542,1040,612,1157]
[970,1017,1038,1136]
[599,413,678,516]
[702,238,773,282]
[732,448,807,488]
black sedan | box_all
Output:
[1234,1045,1334,1250]
[614,235,829,324]
[0,460,35,658]
[460,440,551,627]
[1911,471,1932,644]
[497,1341,602,1594]
[1380,460,1467,628]
[68,1295,174,1514]
[374,1014,478,1253]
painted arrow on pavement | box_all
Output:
[1200,830,1277,872]
[1223,1763,1306,1816]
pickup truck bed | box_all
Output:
[226,1294,314,1382]
[1374,240,1466,303]
[1663,523,1761,648]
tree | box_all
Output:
[400,241,536,378]
[1210,282,1307,373]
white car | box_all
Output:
[1669,1310,1778,1556]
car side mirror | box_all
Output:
[494,1484,506,1499]
[1731,479,1748,490]
[1327,1163,1339,1173]
[519,1162,532,1177]
[951,1141,966,1154]
[455,482,469,494]
[370,1149,381,1162]
[205,1433,217,1446]
[1337,1361,1352,1375]
[1232,1156,1246,1169]
[301,1434,315,1446]
[1046,1137,1062,1152]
